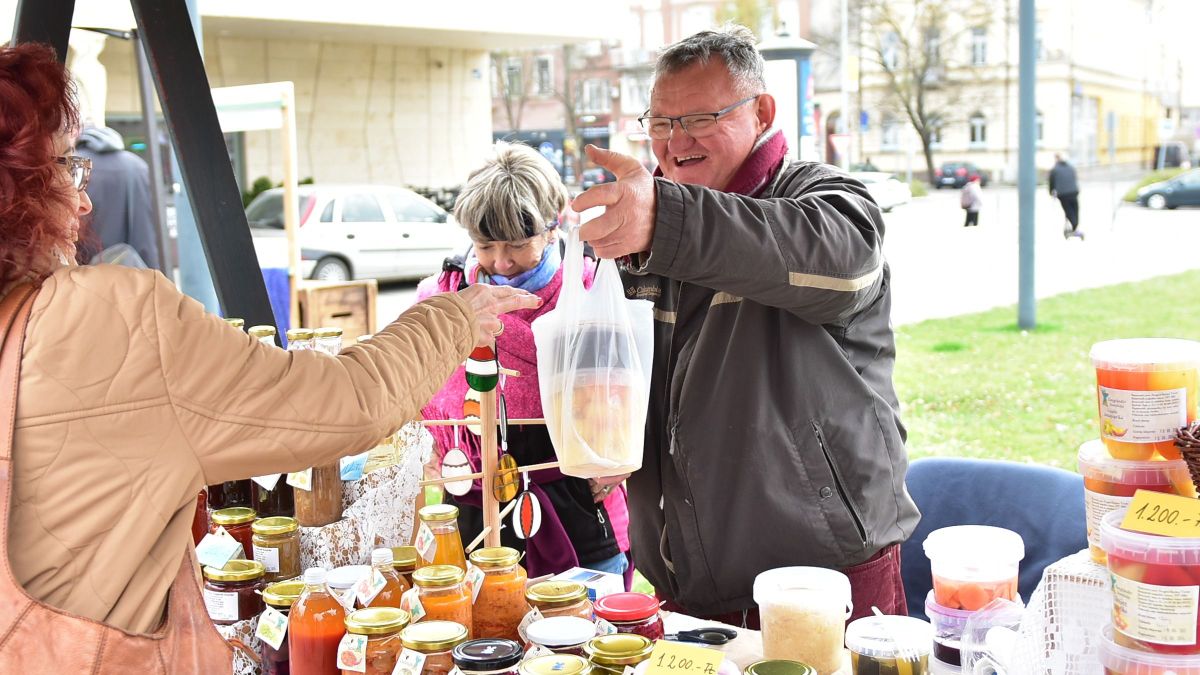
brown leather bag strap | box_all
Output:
[0,285,38,463]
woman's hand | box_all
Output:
[458,285,542,347]
[589,474,629,503]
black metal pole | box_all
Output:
[11,0,75,62]
[133,31,172,276]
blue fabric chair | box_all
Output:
[900,457,1087,619]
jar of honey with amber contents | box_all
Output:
[417,505,467,571]
[468,547,528,642]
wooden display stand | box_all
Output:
[298,279,378,341]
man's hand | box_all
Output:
[572,145,657,259]
[457,285,542,347]
[588,473,630,503]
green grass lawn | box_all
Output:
[894,269,1200,468]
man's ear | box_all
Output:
[755,93,777,132]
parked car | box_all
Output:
[580,167,616,190]
[1136,169,1200,210]
[851,171,912,212]
[935,162,989,189]
[246,185,469,282]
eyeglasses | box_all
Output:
[55,155,92,191]
[638,95,760,141]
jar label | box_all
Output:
[393,650,427,675]
[1111,573,1199,645]
[255,606,289,651]
[595,618,619,635]
[1098,385,1187,444]
[355,568,388,607]
[525,646,555,659]
[401,588,427,622]
[253,545,281,573]
[196,528,244,569]
[338,586,358,613]
[287,468,313,491]
[252,473,283,491]
[202,588,240,622]
[517,607,545,641]
[1084,489,1132,549]
[466,564,485,604]
[415,522,437,562]
[337,633,369,673]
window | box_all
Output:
[535,56,554,95]
[971,27,987,66]
[505,58,523,96]
[928,116,944,149]
[389,192,442,223]
[1036,110,1044,145]
[621,74,650,115]
[924,28,941,66]
[340,194,385,223]
[882,115,901,150]
[579,79,610,114]
[320,200,335,223]
[881,32,900,70]
[969,113,988,147]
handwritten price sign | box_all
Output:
[1120,490,1200,538]
[644,641,723,675]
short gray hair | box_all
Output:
[454,141,568,242]
[653,24,766,98]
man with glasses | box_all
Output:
[574,25,918,625]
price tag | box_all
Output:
[287,468,313,491]
[393,649,427,675]
[644,641,724,675]
[252,473,283,491]
[595,618,618,635]
[517,606,545,641]
[623,668,638,675]
[415,522,437,562]
[337,633,369,673]
[196,527,244,568]
[525,646,555,659]
[255,606,289,651]
[338,586,358,613]
[1120,490,1200,537]
[355,568,389,607]
[467,564,485,604]
[401,589,427,622]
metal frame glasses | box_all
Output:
[55,155,92,191]
[638,95,760,140]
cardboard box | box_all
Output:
[551,566,625,602]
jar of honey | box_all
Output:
[252,516,302,583]
[592,593,663,641]
[290,567,347,675]
[400,620,470,675]
[584,634,655,675]
[417,505,467,571]
[210,506,257,559]
[262,579,306,675]
[342,607,412,675]
[414,565,473,636]
[367,547,410,608]
[392,545,419,588]
[525,581,593,621]
[202,559,266,625]
[469,547,528,641]
[453,639,524,675]
[294,462,344,527]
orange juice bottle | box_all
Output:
[413,565,473,637]
[366,548,410,609]
[290,567,346,675]
[416,504,467,571]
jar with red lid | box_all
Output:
[592,593,663,641]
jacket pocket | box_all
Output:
[812,421,868,547]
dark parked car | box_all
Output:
[1136,169,1200,210]
[935,162,989,189]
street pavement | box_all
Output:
[378,176,1200,330]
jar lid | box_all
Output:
[328,565,372,590]
[520,654,592,675]
[248,325,276,338]
[452,638,525,670]
[315,326,344,338]
[225,318,245,328]
[1077,439,1191,482]
[1098,624,1200,674]
[392,546,419,571]
[262,580,306,607]
[526,581,588,608]
[401,620,470,651]
[1099,509,1200,565]
[744,661,817,675]
[345,607,411,635]
[211,507,257,526]
[844,615,934,659]
[1091,338,1200,371]
[414,564,466,588]
[203,559,266,582]
[584,634,654,666]
[593,592,659,622]
[525,616,597,647]
[252,516,299,536]
[923,525,1025,564]
[286,328,315,341]
[469,546,521,569]
[419,504,460,522]
[923,590,975,631]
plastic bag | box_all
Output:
[532,222,653,478]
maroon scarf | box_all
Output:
[652,127,790,196]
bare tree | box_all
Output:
[493,51,534,131]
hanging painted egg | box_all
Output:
[464,345,499,392]
[462,388,483,437]
[441,447,473,496]
[512,489,542,540]
[492,453,520,503]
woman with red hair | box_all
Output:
[0,43,537,670]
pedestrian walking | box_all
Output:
[1049,153,1082,239]
[961,175,983,227]
[75,126,162,267]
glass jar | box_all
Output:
[469,547,529,641]
[417,505,467,571]
[593,593,664,641]
[400,620,470,675]
[584,634,654,675]
[287,328,316,351]
[392,546,419,588]
[525,617,597,657]
[210,506,257,558]
[291,568,348,675]
[225,318,245,329]
[202,559,266,625]
[520,654,592,675]
[253,516,302,583]
[453,639,524,675]
[342,607,412,675]
[207,479,253,510]
[315,327,344,356]
[253,478,296,519]
[191,490,208,546]
[414,565,472,634]
[743,661,817,675]
[526,581,593,621]
[262,579,306,675]
[368,547,411,609]
[294,462,343,527]
[328,565,372,609]
[249,325,277,346]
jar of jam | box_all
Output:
[210,506,257,558]
[294,462,343,527]
[525,617,597,656]
[253,516,302,583]
[469,547,528,641]
[202,559,266,625]
[392,545,419,588]
[417,505,467,571]
[400,620,470,675]
[526,581,593,621]
[453,639,524,675]
[315,326,344,356]
[367,547,410,608]
[584,634,654,675]
[291,567,347,675]
[520,654,592,675]
[253,478,295,519]
[207,479,252,510]
[414,565,473,635]
[342,607,412,675]
[593,593,663,641]
[262,579,306,675]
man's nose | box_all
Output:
[666,121,694,152]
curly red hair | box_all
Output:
[0,43,80,285]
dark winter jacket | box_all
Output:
[1049,160,1080,196]
[76,127,161,270]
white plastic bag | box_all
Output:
[532,224,653,478]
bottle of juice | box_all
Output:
[366,547,410,609]
[290,567,346,675]
[416,505,467,571]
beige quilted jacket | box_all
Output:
[8,265,476,634]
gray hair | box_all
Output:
[653,24,766,98]
[454,141,568,242]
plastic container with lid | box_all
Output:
[291,568,348,675]
[584,634,654,675]
[469,547,528,641]
[393,545,419,587]
[1091,338,1200,461]
[1100,509,1200,654]
[743,661,816,675]
[202,559,266,625]
[520,654,593,675]
[414,564,473,635]
[287,328,316,350]
[526,581,593,621]
[262,579,305,675]
[923,525,1024,611]
[249,325,277,346]
[342,606,412,675]
[1078,439,1195,564]
[210,506,257,559]
[400,620,470,675]
[452,638,525,675]
[1099,624,1200,674]
[593,592,663,641]
[924,591,973,668]
[252,516,302,583]
[418,504,468,571]
[526,617,598,656]
[753,567,852,675]
[845,615,934,675]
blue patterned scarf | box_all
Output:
[480,240,562,292]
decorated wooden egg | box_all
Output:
[492,453,520,503]
[441,447,473,496]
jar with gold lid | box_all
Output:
[286,328,316,350]
[400,620,470,675]
[225,318,245,329]
[584,634,654,675]
[210,506,257,558]
[417,504,467,571]
[414,565,472,635]
[202,559,266,625]
[520,654,593,675]
[315,326,344,356]
[252,516,302,582]
[525,581,593,621]
[469,547,528,641]
[392,545,419,587]
[341,607,412,675]
[262,579,306,675]
[249,325,277,346]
